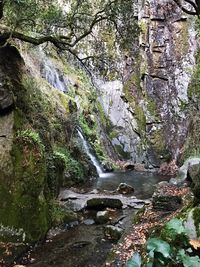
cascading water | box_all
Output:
[77,129,103,175]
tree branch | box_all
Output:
[173,0,200,16]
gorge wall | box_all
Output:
[96,0,197,168]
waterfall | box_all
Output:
[77,129,103,175]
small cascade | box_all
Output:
[77,129,103,175]
[42,62,68,92]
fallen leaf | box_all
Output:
[189,239,200,250]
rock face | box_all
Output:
[0,45,98,246]
[96,0,197,167]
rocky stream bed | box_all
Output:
[10,170,169,267]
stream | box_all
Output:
[18,171,169,267]
[17,133,169,267]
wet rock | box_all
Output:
[188,163,200,185]
[86,198,123,210]
[184,207,200,240]
[178,157,200,181]
[102,161,114,172]
[188,163,200,204]
[123,162,135,170]
[117,183,134,195]
[96,211,109,224]
[104,225,123,241]
[83,219,95,225]
[90,189,99,194]
[70,241,91,249]
[134,163,145,172]
[0,83,14,113]
[152,183,182,211]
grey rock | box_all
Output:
[104,225,123,240]
[188,163,200,185]
[184,208,200,240]
[152,194,182,211]
[178,158,200,181]
[83,219,95,225]
[96,211,109,224]
[0,84,14,112]
[152,184,182,211]
[117,183,134,195]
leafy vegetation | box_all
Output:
[0,0,138,72]
[126,218,200,267]
[16,129,45,152]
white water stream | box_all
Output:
[77,129,103,175]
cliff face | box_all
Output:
[97,0,197,168]
[0,45,97,244]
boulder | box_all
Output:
[188,163,200,185]
[152,183,182,211]
[184,207,200,240]
[188,163,200,204]
[96,211,109,224]
[117,183,134,195]
[134,163,145,172]
[178,157,200,181]
[123,162,135,170]
[104,225,123,240]
[86,198,123,210]
[102,161,114,172]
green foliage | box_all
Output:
[147,238,171,259]
[4,0,64,34]
[16,129,45,152]
[177,249,200,267]
[192,206,200,237]
[50,200,77,226]
[126,219,200,267]
[125,252,142,267]
[53,147,84,185]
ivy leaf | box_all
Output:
[165,218,186,235]
[125,252,142,267]
[147,238,171,259]
[177,249,200,267]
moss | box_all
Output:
[135,105,146,133]
[53,147,84,186]
[114,144,131,159]
[174,21,189,56]
[146,96,160,120]
[0,135,50,242]
[192,206,200,237]
[181,51,200,162]
[123,68,146,136]
[149,129,167,155]
[132,206,145,224]
[50,201,77,226]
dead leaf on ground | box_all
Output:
[189,239,200,250]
